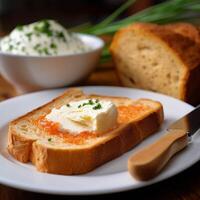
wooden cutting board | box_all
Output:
[0,74,17,101]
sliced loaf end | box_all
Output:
[110,23,200,102]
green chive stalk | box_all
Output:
[81,0,200,62]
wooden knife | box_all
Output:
[128,105,200,181]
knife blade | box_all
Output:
[128,105,200,181]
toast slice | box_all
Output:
[8,88,164,175]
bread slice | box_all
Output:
[110,22,200,105]
[8,88,163,175]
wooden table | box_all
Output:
[0,67,200,200]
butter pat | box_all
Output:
[45,99,118,134]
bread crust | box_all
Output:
[8,128,35,162]
[184,65,200,105]
[164,23,200,44]
[7,88,163,175]
[110,22,200,105]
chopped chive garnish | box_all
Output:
[26,33,32,41]
[34,20,52,37]
[34,43,41,50]
[82,103,87,106]
[8,45,13,51]
[89,99,94,105]
[78,99,102,109]
[43,47,50,55]
[33,44,41,52]
[56,31,66,41]
[93,103,102,110]
[38,49,43,55]
[50,43,57,49]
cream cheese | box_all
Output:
[0,20,90,56]
[45,99,118,135]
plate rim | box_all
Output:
[0,86,195,195]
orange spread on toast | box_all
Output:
[36,104,149,145]
[36,116,96,145]
[117,104,149,123]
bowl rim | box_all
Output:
[0,33,104,58]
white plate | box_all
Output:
[0,86,198,195]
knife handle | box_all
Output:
[128,129,188,181]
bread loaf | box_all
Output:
[110,22,200,105]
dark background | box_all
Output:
[0,0,163,35]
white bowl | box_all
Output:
[0,33,104,93]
